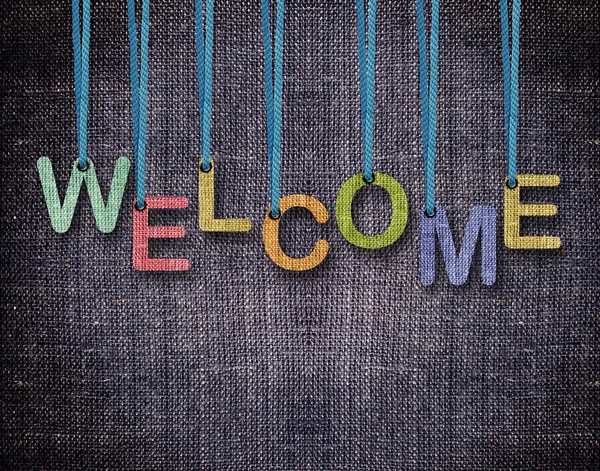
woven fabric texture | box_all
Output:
[1,1,599,469]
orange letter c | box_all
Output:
[262,194,329,271]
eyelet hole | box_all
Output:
[506,178,518,189]
[268,210,281,220]
[425,208,436,218]
[363,173,375,184]
[134,201,147,211]
[200,160,213,173]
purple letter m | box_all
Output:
[420,206,496,286]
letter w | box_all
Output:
[37,157,130,233]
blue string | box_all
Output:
[71,0,91,170]
[261,0,274,174]
[261,0,285,218]
[416,0,440,217]
[127,0,150,209]
[356,0,376,183]
[194,0,215,171]
[500,0,521,187]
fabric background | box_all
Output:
[1,0,599,469]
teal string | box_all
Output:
[500,0,521,187]
[261,0,285,218]
[127,0,150,209]
[356,0,376,183]
[71,0,91,170]
[195,0,215,171]
[416,0,440,217]
[261,0,274,172]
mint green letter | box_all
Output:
[37,157,130,233]
[336,172,408,249]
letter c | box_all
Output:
[262,194,329,271]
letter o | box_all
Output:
[335,172,408,249]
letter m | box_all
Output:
[420,206,496,286]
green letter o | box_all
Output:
[335,172,408,249]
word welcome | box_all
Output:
[37,157,561,285]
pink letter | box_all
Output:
[133,196,190,271]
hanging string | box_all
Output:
[356,0,377,183]
[260,0,285,218]
[195,0,215,172]
[416,0,440,217]
[72,0,91,171]
[500,0,521,188]
[127,0,151,209]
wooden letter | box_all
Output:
[262,194,329,271]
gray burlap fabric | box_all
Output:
[1,1,598,469]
